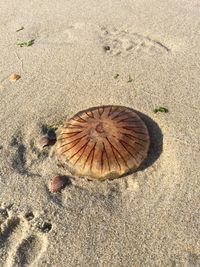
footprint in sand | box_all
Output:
[187,253,200,267]
[0,206,51,267]
[171,252,200,267]
[28,22,86,47]
[100,26,170,56]
[9,125,51,177]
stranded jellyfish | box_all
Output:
[55,106,150,180]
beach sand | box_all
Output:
[0,0,200,266]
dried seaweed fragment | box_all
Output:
[153,107,169,113]
[16,26,24,32]
[17,39,35,47]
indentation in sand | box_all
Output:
[9,124,51,177]
[100,26,170,56]
[31,22,86,46]
[0,205,50,267]
[171,251,200,267]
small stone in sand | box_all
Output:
[103,45,110,51]
[113,73,119,79]
[39,222,52,233]
[49,175,69,193]
[9,74,21,81]
[24,211,34,221]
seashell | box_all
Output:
[38,135,56,148]
[55,105,150,180]
[38,136,51,147]
[49,175,68,193]
[9,74,21,81]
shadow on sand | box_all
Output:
[136,110,163,172]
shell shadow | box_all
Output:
[135,110,163,171]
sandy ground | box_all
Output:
[0,0,200,266]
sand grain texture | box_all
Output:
[0,0,200,266]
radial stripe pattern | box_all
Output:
[55,105,150,180]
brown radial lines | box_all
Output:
[55,105,150,180]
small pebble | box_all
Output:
[9,74,21,81]
[25,211,34,221]
[39,222,52,233]
[103,45,110,51]
[49,175,68,193]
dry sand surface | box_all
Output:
[0,0,200,266]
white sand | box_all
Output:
[0,0,200,266]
